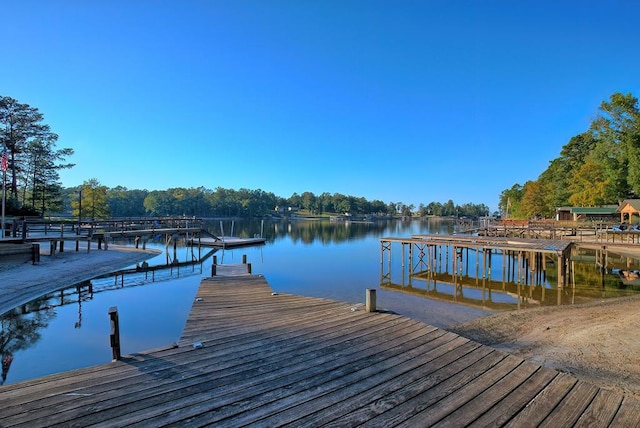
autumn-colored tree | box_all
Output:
[568,159,611,206]
[520,180,548,218]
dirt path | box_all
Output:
[450,294,640,399]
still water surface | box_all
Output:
[2,218,639,385]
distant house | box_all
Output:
[555,206,618,222]
[617,199,640,222]
[274,206,300,214]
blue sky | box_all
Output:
[2,1,639,211]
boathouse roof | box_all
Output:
[556,205,618,221]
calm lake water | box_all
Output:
[2,218,639,386]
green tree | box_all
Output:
[0,96,53,201]
[589,92,640,198]
[23,136,74,216]
[499,184,524,218]
[107,186,149,217]
[300,191,317,213]
[143,189,175,216]
[443,199,455,216]
[333,193,351,214]
[73,179,110,220]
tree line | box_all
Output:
[2,94,489,220]
[64,180,490,220]
[500,92,640,219]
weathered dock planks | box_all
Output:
[0,274,638,427]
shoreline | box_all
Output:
[0,243,159,316]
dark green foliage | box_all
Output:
[0,95,74,217]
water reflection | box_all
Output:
[381,245,640,311]
[203,217,455,245]
[1,303,56,385]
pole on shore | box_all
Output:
[1,159,6,240]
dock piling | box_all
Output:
[366,288,377,312]
[108,306,121,361]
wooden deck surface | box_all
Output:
[1,271,638,427]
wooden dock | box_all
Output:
[0,273,638,426]
[188,235,266,249]
[381,235,575,292]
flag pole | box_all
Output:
[1,168,5,240]
[1,149,6,240]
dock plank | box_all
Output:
[505,373,578,427]
[429,358,541,427]
[574,388,625,428]
[0,273,638,427]
[609,395,640,427]
[466,367,559,427]
[538,380,600,427]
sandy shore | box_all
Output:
[450,294,640,399]
[0,243,159,316]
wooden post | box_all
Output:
[247,263,252,274]
[108,306,121,361]
[211,263,217,276]
[243,254,247,264]
[557,251,564,290]
[60,240,65,253]
[32,243,40,264]
[366,288,377,312]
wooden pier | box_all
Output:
[0,271,638,426]
[188,235,266,249]
[381,234,574,290]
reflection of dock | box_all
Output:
[1,273,638,425]
[380,280,525,311]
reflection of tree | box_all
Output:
[0,308,56,385]
[203,218,455,246]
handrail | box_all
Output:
[5,217,206,240]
